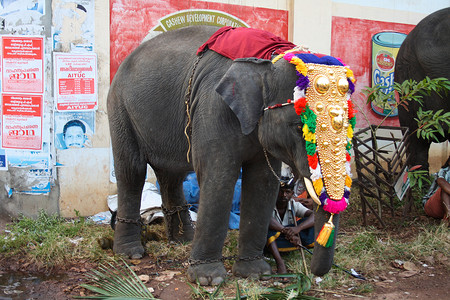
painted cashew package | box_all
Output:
[107,25,356,285]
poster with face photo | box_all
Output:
[54,111,94,149]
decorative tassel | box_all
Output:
[316,214,335,248]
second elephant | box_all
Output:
[395,7,450,170]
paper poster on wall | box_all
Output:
[54,111,94,149]
[0,149,7,170]
[54,52,98,111]
[52,0,95,52]
[1,94,43,150]
[1,36,44,94]
[0,0,46,35]
[7,142,51,194]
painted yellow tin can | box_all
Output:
[371,32,407,117]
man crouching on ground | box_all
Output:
[266,177,315,274]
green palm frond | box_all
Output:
[76,259,157,299]
[259,273,320,299]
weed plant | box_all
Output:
[0,210,113,267]
[1,205,448,299]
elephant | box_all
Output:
[394,7,450,171]
[107,25,355,285]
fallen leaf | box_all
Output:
[423,255,435,265]
[392,260,404,269]
[398,270,418,278]
[154,270,181,281]
[138,274,150,283]
[143,264,155,269]
[435,252,447,263]
[131,266,141,272]
[375,282,390,288]
[130,259,142,265]
[403,261,418,271]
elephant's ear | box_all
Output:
[216,58,273,135]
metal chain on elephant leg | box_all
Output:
[116,216,143,226]
[188,254,265,266]
[161,204,192,240]
[184,52,204,163]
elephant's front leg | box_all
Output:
[186,169,239,285]
[232,162,280,278]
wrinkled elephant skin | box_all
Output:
[108,26,349,285]
[394,7,450,170]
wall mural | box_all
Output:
[331,17,415,127]
[110,0,289,80]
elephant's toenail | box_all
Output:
[211,277,224,285]
[260,271,272,280]
[131,253,142,259]
[198,277,209,285]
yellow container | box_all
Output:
[371,32,407,117]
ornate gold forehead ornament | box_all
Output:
[267,49,357,247]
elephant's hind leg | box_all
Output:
[155,170,195,243]
[110,112,147,259]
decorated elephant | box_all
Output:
[107,26,356,285]
[394,7,450,171]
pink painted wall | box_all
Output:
[110,0,289,79]
[331,16,415,127]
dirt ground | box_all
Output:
[0,213,449,300]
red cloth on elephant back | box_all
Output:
[197,26,296,60]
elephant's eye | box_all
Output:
[337,78,349,95]
[314,76,330,94]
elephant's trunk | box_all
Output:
[310,204,340,276]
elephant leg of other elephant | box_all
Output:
[406,134,431,171]
[187,164,240,285]
[232,160,280,279]
[155,170,195,243]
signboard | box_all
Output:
[54,52,98,111]
[1,94,43,150]
[1,36,44,94]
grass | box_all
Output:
[0,195,448,299]
[314,220,449,294]
[0,210,114,267]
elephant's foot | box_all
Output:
[170,223,195,243]
[187,261,227,286]
[163,205,195,243]
[232,258,272,279]
[113,222,145,259]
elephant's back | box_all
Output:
[107,26,222,168]
[116,26,218,78]
[110,26,219,107]
[396,8,450,82]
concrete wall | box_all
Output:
[0,0,448,219]
[56,0,112,217]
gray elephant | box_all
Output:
[107,25,355,285]
[394,7,450,171]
